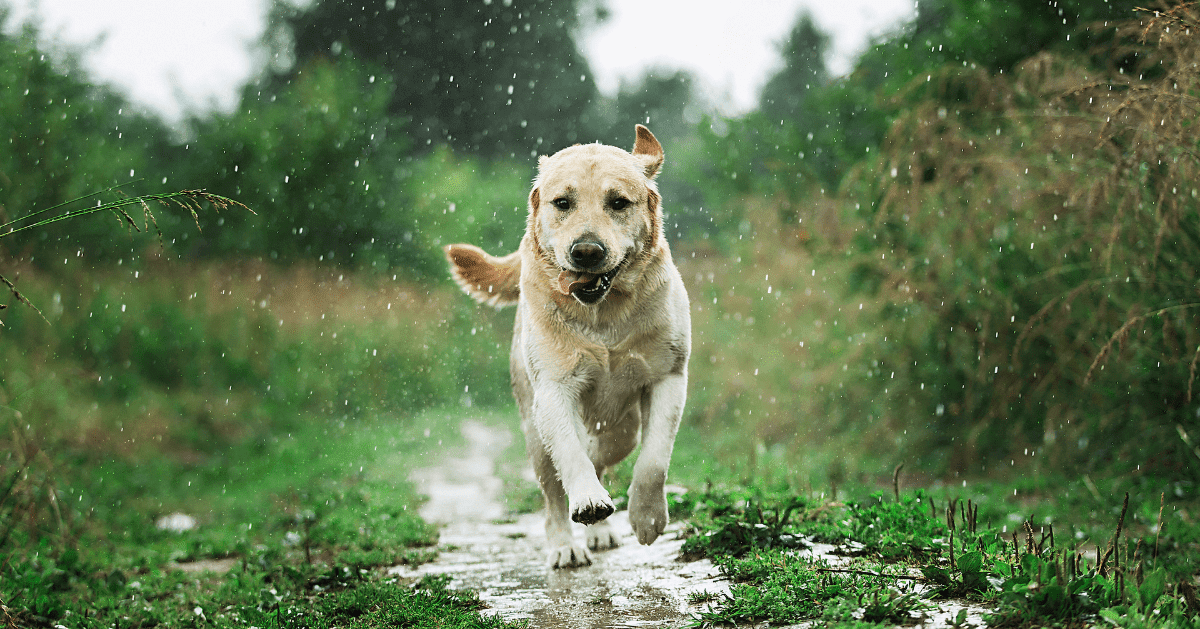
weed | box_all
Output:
[687,590,722,605]
[0,187,250,324]
[692,549,922,626]
[987,553,1112,626]
[680,475,1200,629]
[821,586,929,625]
[680,486,944,563]
[679,487,810,560]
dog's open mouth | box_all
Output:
[556,263,622,305]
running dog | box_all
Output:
[444,125,690,568]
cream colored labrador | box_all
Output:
[444,125,690,568]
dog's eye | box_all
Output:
[552,198,571,211]
[610,197,631,211]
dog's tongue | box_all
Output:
[556,269,597,295]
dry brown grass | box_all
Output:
[173,259,457,332]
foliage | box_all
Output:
[0,187,251,319]
[265,0,604,159]
[0,15,544,273]
[692,549,926,627]
[680,486,945,563]
[0,263,513,459]
[404,146,532,258]
[839,3,1200,471]
[857,0,1141,86]
[760,12,830,125]
[168,58,428,271]
[678,486,810,560]
[664,1,1200,479]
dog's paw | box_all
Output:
[547,543,593,569]
[628,482,668,545]
[586,521,620,551]
[569,487,614,525]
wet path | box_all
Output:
[389,419,992,628]
[389,420,729,628]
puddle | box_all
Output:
[394,420,991,628]
[391,420,728,627]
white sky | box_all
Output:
[6,0,913,124]
[584,0,913,114]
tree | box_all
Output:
[759,12,830,125]
[856,0,1143,91]
[262,0,605,159]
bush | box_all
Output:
[842,6,1200,472]
[166,58,424,271]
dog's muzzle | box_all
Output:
[556,261,623,305]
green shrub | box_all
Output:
[837,7,1200,472]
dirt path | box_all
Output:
[389,420,729,628]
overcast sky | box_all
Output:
[6,0,913,124]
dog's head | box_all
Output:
[528,125,665,305]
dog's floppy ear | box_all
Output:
[632,124,664,179]
[529,186,540,211]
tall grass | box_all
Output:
[668,188,924,487]
[0,261,512,462]
[837,4,1200,473]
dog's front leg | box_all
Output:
[532,381,615,525]
[628,371,686,545]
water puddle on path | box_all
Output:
[389,420,728,628]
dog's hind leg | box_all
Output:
[584,521,619,551]
[585,466,620,551]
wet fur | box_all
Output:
[444,125,690,568]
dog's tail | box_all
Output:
[443,243,521,308]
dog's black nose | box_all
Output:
[570,240,606,270]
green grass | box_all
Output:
[0,408,528,628]
[674,469,1200,628]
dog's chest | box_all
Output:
[576,347,651,431]
[602,346,653,387]
[578,335,664,416]
[585,323,668,386]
